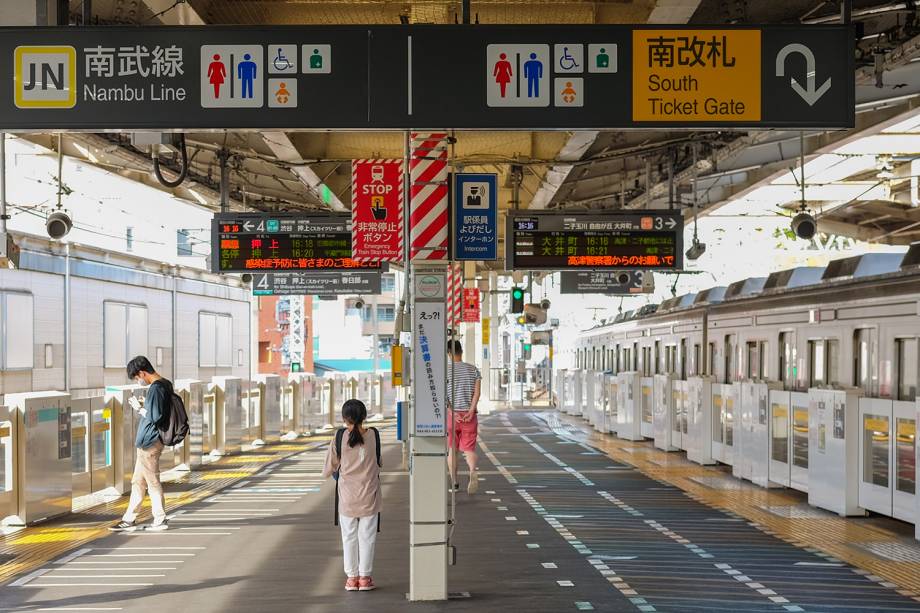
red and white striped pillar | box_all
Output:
[409,132,449,261]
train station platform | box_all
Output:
[4,409,920,612]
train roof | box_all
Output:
[598,242,920,328]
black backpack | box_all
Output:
[333,426,381,531]
[156,382,190,447]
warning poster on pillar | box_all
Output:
[632,30,761,123]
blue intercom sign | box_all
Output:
[454,173,498,260]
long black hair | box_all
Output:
[342,399,368,448]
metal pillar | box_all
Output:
[408,266,448,601]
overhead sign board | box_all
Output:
[506,211,683,271]
[251,271,382,296]
[211,212,382,274]
[560,270,654,294]
[0,25,852,130]
[454,173,498,261]
[351,159,404,262]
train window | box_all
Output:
[779,332,796,390]
[199,312,233,368]
[809,340,825,386]
[724,336,735,383]
[104,302,148,369]
[746,341,767,379]
[632,342,639,371]
[827,339,839,386]
[3,292,34,369]
[654,341,661,375]
[854,329,878,395]
[644,346,653,376]
[665,345,677,375]
[897,338,918,401]
[601,345,607,371]
[679,338,687,380]
[708,342,716,378]
[896,417,916,495]
[862,413,889,488]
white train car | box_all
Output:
[0,232,251,400]
[574,246,920,527]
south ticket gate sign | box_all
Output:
[506,210,683,271]
[211,212,383,274]
[0,25,852,130]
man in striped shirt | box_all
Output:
[447,340,481,494]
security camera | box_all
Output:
[791,211,817,240]
[353,298,365,310]
[46,210,72,239]
[615,272,631,285]
[540,298,551,310]
[240,273,253,284]
[685,238,707,260]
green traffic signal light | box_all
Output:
[523,343,531,351]
[511,286,525,313]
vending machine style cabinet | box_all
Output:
[671,380,686,451]
[584,371,597,428]
[606,375,618,434]
[768,389,793,488]
[790,391,810,493]
[617,372,644,442]
[686,376,715,466]
[653,374,677,452]
[570,372,583,417]
[808,388,865,517]
[6,391,72,525]
[254,374,283,444]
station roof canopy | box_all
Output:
[29,0,920,252]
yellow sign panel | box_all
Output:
[482,318,490,345]
[391,344,403,387]
[864,417,889,433]
[632,30,761,122]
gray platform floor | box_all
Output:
[3,410,920,613]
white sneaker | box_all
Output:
[467,472,479,495]
[146,519,169,531]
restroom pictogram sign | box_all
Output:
[351,159,404,262]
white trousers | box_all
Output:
[339,513,378,577]
[122,441,166,524]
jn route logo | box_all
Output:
[14,46,77,109]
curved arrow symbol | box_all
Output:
[776,43,832,106]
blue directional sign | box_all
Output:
[454,173,498,261]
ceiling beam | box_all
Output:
[142,0,206,25]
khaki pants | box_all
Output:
[122,440,166,524]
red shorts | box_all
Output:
[448,410,478,452]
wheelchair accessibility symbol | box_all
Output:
[269,45,297,74]
[554,44,583,74]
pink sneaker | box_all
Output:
[358,576,376,591]
[345,577,359,591]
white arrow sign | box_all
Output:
[243,221,255,232]
[665,218,677,229]
[776,43,832,106]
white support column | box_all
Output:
[409,266,448,602]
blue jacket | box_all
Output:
[135,379,172,449]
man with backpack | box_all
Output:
[110,356,180,532]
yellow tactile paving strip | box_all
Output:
[0,432,338,585]
[548,411,920,598]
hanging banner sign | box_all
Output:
[351,159,404,262]
[412,270,446,437]
[462,288,481,323]
[454,173,498,260]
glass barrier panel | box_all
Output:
[863,415,890,488]
[712,392,724,443]
[92,408,112,469]
[0,421,11,492]
[771,403,789,463]
[724,396,734,447]
[71,412,88,473]
[896,417,916,495]
[792,405,809,469]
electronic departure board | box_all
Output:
[211,213,382,274]
[505,211,683,271]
